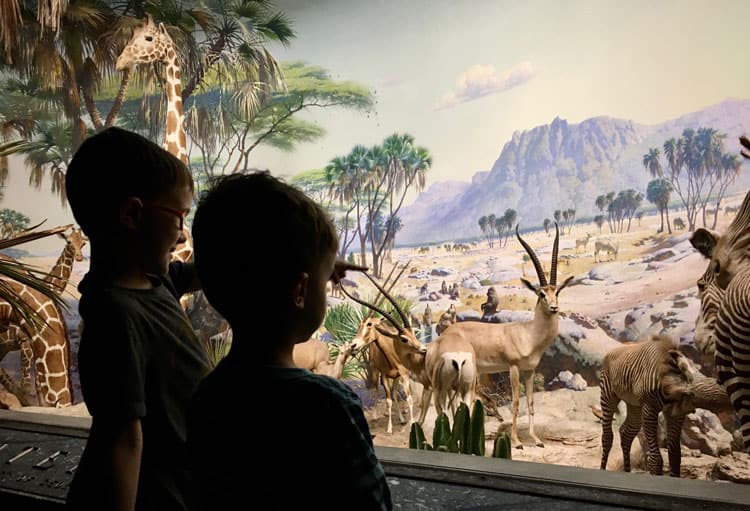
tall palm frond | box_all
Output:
[0,224,71,330]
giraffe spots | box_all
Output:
[167,110,178,135]
[168,66,175,80]
[175,69,181,80]
[179,127,186,149]
[45,348,66,372]
[174,83,182,97]
[168,49,175,58]
[167,141,179,155]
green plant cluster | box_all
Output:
[408,400,511,459]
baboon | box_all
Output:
[450,283,460,300]
[447,303,457,323]
[480,287,498,316]
[419,282,428,295]
[422,304,433,327]
[435,312,453,336]
[673,217,685,230]
[440,280,448,294]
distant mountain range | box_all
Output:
[398,98,750,244]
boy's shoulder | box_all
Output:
[202,361,360,408]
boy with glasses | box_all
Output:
[64,127,209,510]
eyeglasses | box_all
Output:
[145,204,188,231]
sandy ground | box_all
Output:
[4,191,749,481]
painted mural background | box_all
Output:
[2,0,750,480]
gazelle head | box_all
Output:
[517,222,574,315]
[340,272,427,355]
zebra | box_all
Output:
[690,185,750,450]
[673,217,685,230]
[599,335,698,476]
[693,260,724,356]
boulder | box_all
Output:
[711,453,750,484]
[0,390,22,410]
[658,409,733,457]
[461,277,481,290]
[431,267,455,277]
[548,370,588,391]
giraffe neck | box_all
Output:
[163,53,187,164]
[44,242,74,295]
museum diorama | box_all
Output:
[1,0,750,508]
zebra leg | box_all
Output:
[642,402,664,475]
[509,365,522,449]
[524,370,544,447]
[665,413,686,477]
[619,404,642,473]
[600,382,617,470]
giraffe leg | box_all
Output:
[19,338,34,397]
[619,404,642,473]
[509,365,522,449]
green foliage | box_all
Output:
[0,209,30,239]
[347,252,355,264]
[451,402,471,454]
[492,433,512,460]
[479,279,493,286]
[469,400,485,456]
[433,413,451,450]
[408,400,488,457]
[409,422,427,450]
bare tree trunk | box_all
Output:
[104,70,132,128]
[665,205,672,234]
[659,208,664,233]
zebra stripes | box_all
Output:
[714,267,750,448]
[691,188,750,452]
[694,260,724,356]
[599,335,694,476]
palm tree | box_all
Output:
[487,213,496,248]
[0,208,30,238]
[594,215,604,234]
[542,218,551,236]
[642,147,662,178]
[502,208,516,246]
[647,179,672,234]
[478,215,488,242]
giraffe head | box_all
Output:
[116,15,175,71]
[58,228,87,262]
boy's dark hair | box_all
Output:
[66,127,193,238]
[192,172,338,324]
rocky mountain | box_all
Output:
[399,98,750,244]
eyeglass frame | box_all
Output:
[144,203,189,231]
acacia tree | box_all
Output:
[543,218,551,236]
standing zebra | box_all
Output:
[599,335,697,476]
[690,182,750,450]
[693,260,724,357]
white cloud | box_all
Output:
[433,61,536,111]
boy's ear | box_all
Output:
[119,197,143,230]
[292,272,310,310]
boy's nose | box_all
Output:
[177,228,187,244]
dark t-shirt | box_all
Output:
[187,355,392,510]
[67,262,210,510]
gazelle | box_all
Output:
[575,233,592,252]
[428,224,574,449]
[340,273,429,435]
[594,240,619,262]
[292,338,356,380]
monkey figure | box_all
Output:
[435,312,454,336]
[422,304,433,326]
[449,282,460,300]
[480,287,498,316]
[419,282,429,295]
[440,280,448,294]
[447,303,457,323]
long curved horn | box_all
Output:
[339,283,405,333]
[516,224,547,286]
[362,271,411,328]
[550,222,560,286]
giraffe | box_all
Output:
[7,227,87,398]
[116,14,193,265]
[0,255,73,407]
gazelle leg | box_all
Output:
[418,386,432,425]
[382,376,394,435]
[525,370,543,447]
[399,371,415,428]
[510,365,522,449]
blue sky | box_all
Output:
[5,0,750,252]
